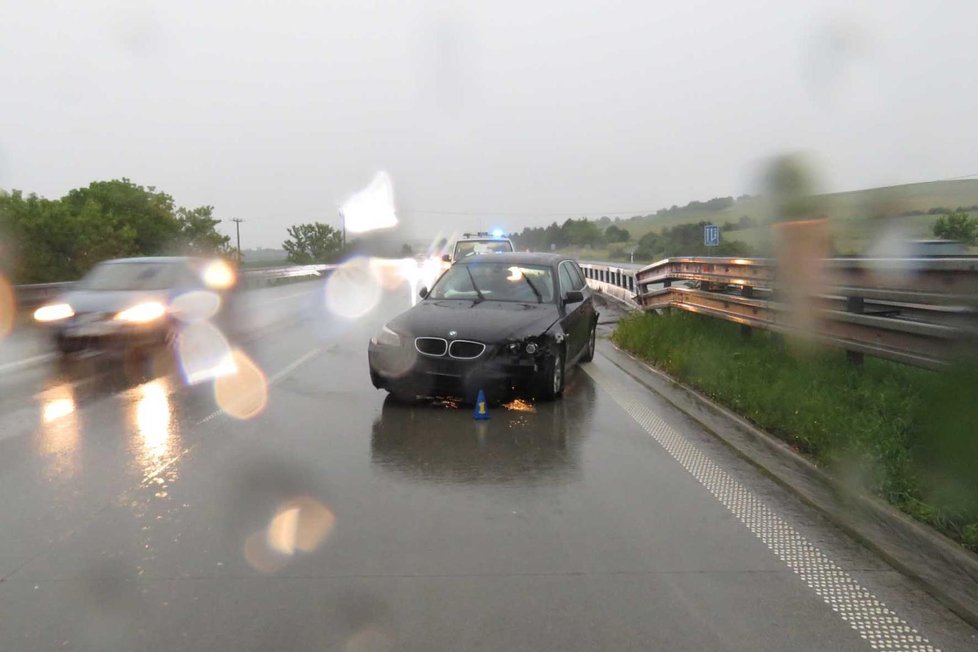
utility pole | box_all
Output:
[339,210,346,249]
[231,218,244,264]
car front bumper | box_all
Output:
[368,341,551,400]
[53,318,170,352]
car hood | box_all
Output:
[389,300,560,343]
[61,289,171,314]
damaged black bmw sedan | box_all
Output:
[368,253,598,403]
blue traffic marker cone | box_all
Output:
[473,389,490,420]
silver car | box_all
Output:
[33,256,236,356]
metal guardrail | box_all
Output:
[15,257,977,368]
[578,262,640,309]
[13,264,335,311]
[240,264,336,282]
[580,257,978,369]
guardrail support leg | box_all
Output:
[845,296,865,366]
[740,286,753,338]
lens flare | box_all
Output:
[341,171,398,234]
[243,497,336,573]
[214,349,268,419]
[266,497,336,554]
[176,321,236,385]
[243,530,289,574]
[325,257,382,320]
[171,290,222,323]
[0,275,14,338]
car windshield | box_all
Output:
[429,263,554,303]
[453,240,513,259]
[81,262,183,291]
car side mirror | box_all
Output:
[419,287,429,299]
[564,290,584,304]
[441,254,451,263]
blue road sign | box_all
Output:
[704,224,720,247]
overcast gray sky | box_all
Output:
[2,0,977,247]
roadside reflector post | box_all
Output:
[473,389,490,420]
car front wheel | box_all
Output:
[535,348,564,401]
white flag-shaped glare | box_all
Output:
[341,171,398,234]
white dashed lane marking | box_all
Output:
[584,364,938,652]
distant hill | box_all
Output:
[618,179,978,257]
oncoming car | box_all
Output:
[368,253,598,402]
[32,256,237,356]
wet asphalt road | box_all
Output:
[0,279,975,651]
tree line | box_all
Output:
[510,218,631,251]
[0,179,230,283]
[5,178,974,284]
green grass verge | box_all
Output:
[613,311,978,552]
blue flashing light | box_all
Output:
[492,229,504,238]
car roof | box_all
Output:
[456,252,566,266]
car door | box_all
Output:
[558,261,587,360]
[569,261,597,332]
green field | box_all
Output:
[584,179,978,261]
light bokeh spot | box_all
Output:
[171,290,222,323]
[176,321,236,385]
[214,349,268,420]
[244,497,336,573]
[325,257,383,320]
[266,496,336,555]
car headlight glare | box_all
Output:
[34,303,74,322]
[115,301,166,323]
[372,325,401,347]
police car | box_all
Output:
[442,232,515,264]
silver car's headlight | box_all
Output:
[371,325,401,347]
[34,303,74,322]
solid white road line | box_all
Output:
[584,362,940,652]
